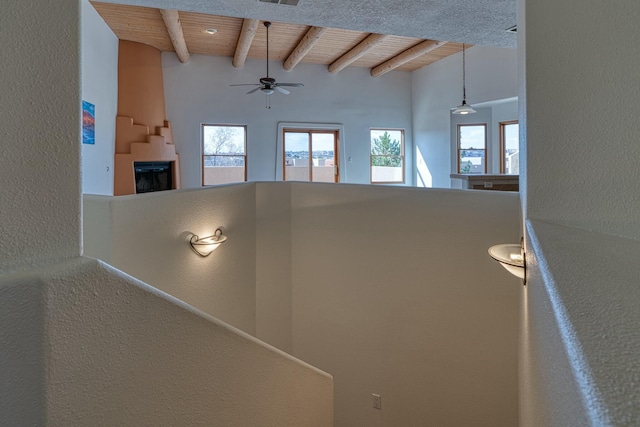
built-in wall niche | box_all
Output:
[134,161,174,193]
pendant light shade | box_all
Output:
[452,100,476,115]
[452,44,476,115]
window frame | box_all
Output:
[369,128,405,184]
[499,120,519,174]
[282,128,340,183]
[201,124,248,186]
[456,123,487,174]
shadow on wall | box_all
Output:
[416,146,433,187]
[0,256,333,426]
[83,181,522,427]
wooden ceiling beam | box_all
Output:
[159,9,190,63]
[370,40,446,78]
[328,33,388,74]
[283,26,327,71]
[233,19,260,69]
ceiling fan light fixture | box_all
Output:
[452,43,476,115]
[229,21,304,107]
[259,0,300,5]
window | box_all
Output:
[500,121,519,174]
[370,129,404,184]
[202,124,247,185]
[457,124,487,174]
[283,129,339,182]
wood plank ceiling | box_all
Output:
[91,1,467,77]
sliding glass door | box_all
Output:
[283,129,339,182]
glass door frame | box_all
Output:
[276,122,345,182]
[282,128,339,182]
[499,120,519,174]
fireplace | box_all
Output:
[114,116,181,196]
[134,161,173,193]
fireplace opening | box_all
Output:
[134,161,173,193]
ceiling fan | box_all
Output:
[230,21,304,107]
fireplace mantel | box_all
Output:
[114,116,181,196]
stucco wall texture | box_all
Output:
[10,0,640,423]
[86,184,258,335]
[0,0,81,272]
[522,221,640,426]
[519,0,640,424]
[84,182,522,427]
[0,257,333,426]
[289,183,521,426]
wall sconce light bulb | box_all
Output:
[488,242,526,282]
[189,228,227,257]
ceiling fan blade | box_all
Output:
[232,22,303,104]
[274,86,291,95]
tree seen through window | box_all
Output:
[370,129,404,184]
[202,125,247,185]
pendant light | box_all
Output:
[452,43,476,115]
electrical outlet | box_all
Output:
[372,394,382,410]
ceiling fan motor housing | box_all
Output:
[260,77,276,86]
[229,20,303,101]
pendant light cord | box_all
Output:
[452,42,475,114]
[462,43,467,101]
[265,22,272,109]
[266,22,270,78]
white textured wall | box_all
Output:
[82,196,114,263]
[85,182,522,426]
[0,0,81,271]
[85,185,258,335]
[162,54,413,187]
[412,45,518,188]
[256,182,293,352]
[1,257,333,426]
[2,1,79,424]
[5,2,329,425]
[520,223,592,426]
[290,183,521,427]
[80,0,118,195]
[523,221,640,426]
[524,0,640,240]
[520,0,640,424]
[0,278,45,425]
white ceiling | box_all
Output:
[104,0,517,48]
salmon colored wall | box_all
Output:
[117,40,166,140]
[114,117,181,195]
[114,41,180,195]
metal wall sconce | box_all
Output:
[189,228,227,257]
[488,238,525,283]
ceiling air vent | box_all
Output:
[506,25,517,33]
[259,0,300,5]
